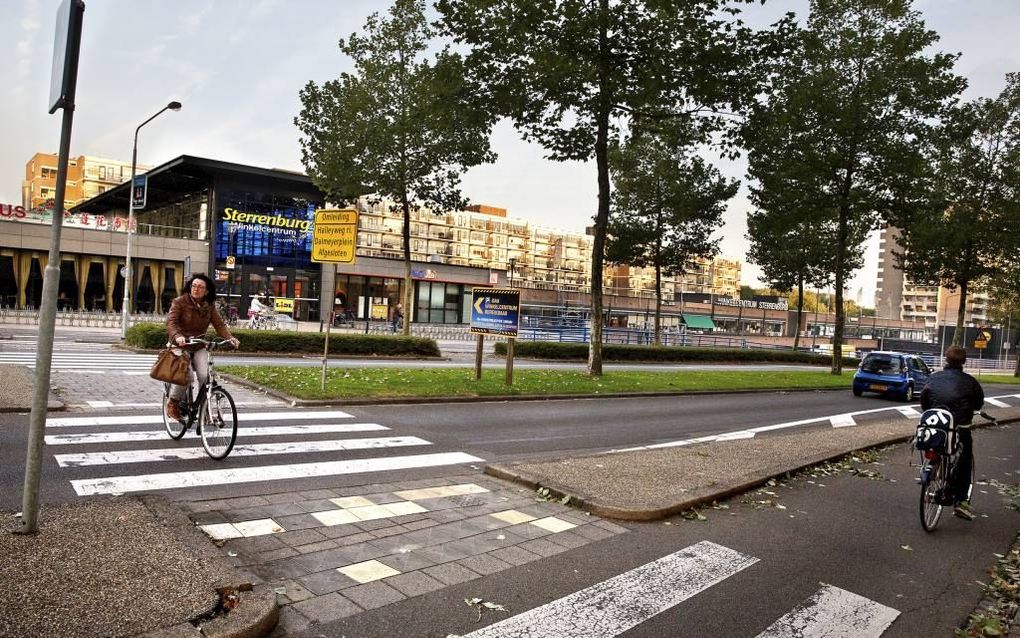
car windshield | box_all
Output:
[862,355,902,375]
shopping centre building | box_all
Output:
[1,153,933,343]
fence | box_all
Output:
[0,307,165,329]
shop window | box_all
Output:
[0,256,16,307]
[57,260,79,310]
[84,262,106,310]
[136,266,155,313]
[162,267,180,310]
[26,259,44,309]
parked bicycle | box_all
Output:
[247,310,280,330]
[161,337,238,460]
[914,409,994,532]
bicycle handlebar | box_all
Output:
[183,337,237,350]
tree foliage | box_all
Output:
[295,0,495,334]
[743,0,963,373]
[437,0,792,374]
[892,73,1020,345]
[607,126,737,345]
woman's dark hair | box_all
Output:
[185,273,217,303]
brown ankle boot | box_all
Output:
[166,398,182,422]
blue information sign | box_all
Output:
[470,288,520,337]
[131,174,147,209]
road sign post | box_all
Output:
[469,288,521,386]
[311,209,358,391]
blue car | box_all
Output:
[852,351,932,402]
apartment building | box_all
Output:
[876,226,991,328]
[607,257,742,302]
[22,153,147,211]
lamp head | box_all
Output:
[168,101,182,111]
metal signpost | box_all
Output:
[311,209,358,390]
[469,288,521,385]
[21,0,85,535]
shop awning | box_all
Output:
[682,314,716,330]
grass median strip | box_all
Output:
[219,366,851,400]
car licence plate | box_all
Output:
[870,384,888,391]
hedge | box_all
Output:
[124,322,440,357]
[493,340,856,366]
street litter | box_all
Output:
[465,597,508,622]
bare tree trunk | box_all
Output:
[951,279,968,347]
[401,196,412,336]
[654,261,662,346]
[794,276,804,350]
[831,206,849,375]
[587,0,610,377]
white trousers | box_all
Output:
[169,349,209,401]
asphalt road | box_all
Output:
[308,425,1020,638]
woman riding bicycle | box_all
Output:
[165,273,239,421]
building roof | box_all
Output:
[71,155,322,213]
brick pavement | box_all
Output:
[182,473,628,635]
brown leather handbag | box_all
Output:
[149,347,191,386]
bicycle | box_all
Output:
[161,337,239,460]
[914,409,994,532]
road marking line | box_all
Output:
[69,451,486,495]
[830,414,857,428]
[754,584,899,638]
[897,407,921,417]
[459,541,757,638]
[53,436,431,466]
[985,398,1010,408]
[46,409,355,428]
[45,423,389,446]
[86,401,114,408]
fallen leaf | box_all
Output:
[901,545,913,551]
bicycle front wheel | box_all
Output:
[163,382,187,440]
[200,387,238,460]
[920,456,947,532]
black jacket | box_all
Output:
[920,367,984,426]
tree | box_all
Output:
[986,259,1020,377]
[437,0,791,375]
[742,0,963,374]
[746,206,837,350]
[295,0,495,335]
[606,128,737,345]
[892,74,1020,346]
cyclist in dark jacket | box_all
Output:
[920,345,984,520]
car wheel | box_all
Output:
[904,383,914,402]
[853,387,863,397]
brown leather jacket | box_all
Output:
[166,293,232,350]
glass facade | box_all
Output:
[213,188,323,320]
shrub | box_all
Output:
[493,340,856,366]
[124,322,439,357]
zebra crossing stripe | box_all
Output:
[984,398,1010,408]
[753,585,899,638]
[69,451,485,495]
[54,436,432,466]
[459,541,758,638]
[46,410,355,427]
[45,423,389,445]
[896,407,921,417]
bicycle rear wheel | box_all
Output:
[162,382,187,440]
[920,456,948,532]
[200,387,238,460]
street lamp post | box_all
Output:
[121,100,182,338]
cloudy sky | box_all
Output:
[2,0,1017,304]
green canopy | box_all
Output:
[682,314,716,330]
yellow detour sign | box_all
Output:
[974,328,992,350]
[274,298,294,314]
[312,209,358,263]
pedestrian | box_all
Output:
[392,303,404,333]
[919,345,984,520]
[164,273,239,421]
